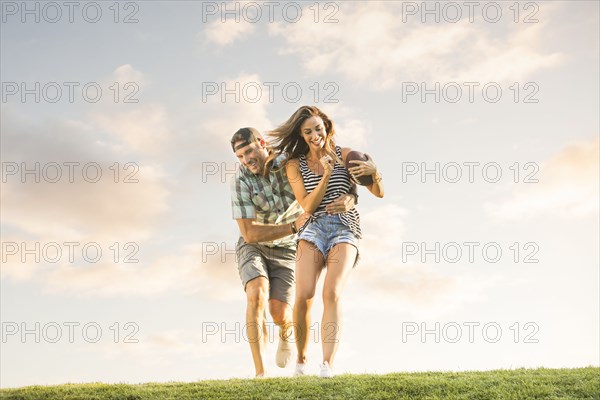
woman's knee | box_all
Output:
[322,286,342,305]
[295,294,315,312]
[295,286,317,303]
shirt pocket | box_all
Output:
[251,192,271,212]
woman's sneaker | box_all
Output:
[319,361,333,378]
[294,363,308,376]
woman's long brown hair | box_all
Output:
[264,105,340,176]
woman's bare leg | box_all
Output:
[294,240,324,364]
[321,243,357,366]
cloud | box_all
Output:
[97,329,207,364]
[0,237,46,282]
[1,165,169,239]
[352,203,501,316]
[484,136,599,220]
[88,65,171,157]
[111,64,149,87]
[5,242,241,300]
[194,73,274,150]
[86,326,254,382]
[1,65,168,159]
[1,108,170,242]
[186,76,370,155]
[203,19,256,46]
[356,204,455,305]
[1,235,241,301]
[90,105,171,157]
[0,68,250,299]
[268,2,563,90]
[316,103,369,150]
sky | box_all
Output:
[1,0,599,389]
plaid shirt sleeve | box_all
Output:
[231,173,256,220]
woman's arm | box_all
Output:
[366,170,384,198]
[342,147,384,198]
[285,158,333,214]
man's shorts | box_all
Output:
[297,214,360,267]
[235,237,296,306]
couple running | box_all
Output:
[230,105,384,378]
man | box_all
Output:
[230,127,357,377]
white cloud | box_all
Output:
[195,73,274,150]
[268,2,563,89]
[485,136,599,220]
[1,164,169,240]
[1,108,171,242]
[90,105,171,157]
[356,204,455,304]
[203,19,256,46]
[28,242,239,299]
[353,203,501,317]
[111,64,149,87]
[87,65,171,157]
[316,103,369,150]
[1,236,241,301]
[0,237,47,282]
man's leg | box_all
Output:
[245,276,269,376]
[266,245,297,368]
[237,239,272,376]
[269,299,293,336]
[269,299,294,367]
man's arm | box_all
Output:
[231,168,310,244]
[236,214,309,244]
[324,193,356,214]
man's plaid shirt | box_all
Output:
[230,155,302,248]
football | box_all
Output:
[345,151,374,186]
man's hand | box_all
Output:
[294,212,311,231]
[325,193,356,214]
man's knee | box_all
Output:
[246,277,268,309]
[269,300,291,325]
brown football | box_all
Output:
[345,151,373,186]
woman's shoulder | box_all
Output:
[285,157,300,169]
[339,146,353,162]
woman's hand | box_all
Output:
[347,155,377,178]
[320,155,334,176]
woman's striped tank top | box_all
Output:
[298,146,361,239]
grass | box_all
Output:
[1,367,598,399]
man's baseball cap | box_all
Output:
[231,127,262,152]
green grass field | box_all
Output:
[1,367,598,399]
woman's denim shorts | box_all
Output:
[297,214,360,267]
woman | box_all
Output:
[267,105,384,377]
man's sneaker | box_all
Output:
[319,361,333,378]
[275,336,294,368]
[294,362,308,376]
